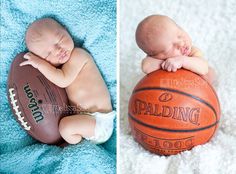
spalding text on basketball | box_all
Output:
[24,83,44,123]
[132,99,200,125]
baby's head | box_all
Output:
[136,15,192,59]
[25,18,74,66]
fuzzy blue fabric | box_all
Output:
[0,0,116,173]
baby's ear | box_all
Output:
[191,46,204,57]
[177,33,183,39]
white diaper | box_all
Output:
[85,111,115,144]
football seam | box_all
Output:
[8,87,31,131]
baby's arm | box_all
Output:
[21,48,91,88]
[142,56,164,74]
[181,57,208,75]
[162,47,208,75]
[182,47,208,75]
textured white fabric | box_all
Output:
[86,111,115,144]
[120,0,236,173]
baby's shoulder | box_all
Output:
[190,46,204,57]
[64,48,92,67]
[71,47,92,60]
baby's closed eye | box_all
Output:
[42,50,51,60]
[46,51,51,58]
[57,35,64,44]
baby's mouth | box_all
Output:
[58,50,68,61]
[181,46,190,56]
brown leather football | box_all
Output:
[7,52,69,144]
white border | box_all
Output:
[116,0,120,173]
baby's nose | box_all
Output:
[172,45,182,56]
[55,44,62,50]
[177,40,184,47]
[54,44,62,54]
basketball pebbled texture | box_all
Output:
[128,69,221,155]
[7,52,69,144]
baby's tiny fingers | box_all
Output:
[167,65,172,72]
[23,54,30,59]
[172,67,177,72]
[19,61,30,66]
[177,64,182,69]
[165,62,170,70]
[161,61,166,69]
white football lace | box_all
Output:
[9,88,31,131]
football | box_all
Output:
[7,52,69,144]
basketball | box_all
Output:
[128,69,221,155]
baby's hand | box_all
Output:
[161,56,185,72]
[20,52,44,69]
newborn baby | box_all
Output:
[20,18,115,144]
[136,15,216,85]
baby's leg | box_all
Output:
[59,115,96,144]
[202,66,218,87]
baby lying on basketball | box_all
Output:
[20,18,115,144]
[136,15,216,85]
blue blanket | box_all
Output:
[0,0,116,173]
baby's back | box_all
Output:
[66,54,111,113]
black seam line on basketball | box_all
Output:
[194,71,221,110]
[134,126,194,141]
[133,87,217,117]
[129,113,219,133]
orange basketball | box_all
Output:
[128,69,221,155]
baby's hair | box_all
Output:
[25,18,64,50]
[26,28,42,43]
[136,15,180,55]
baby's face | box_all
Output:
[136,15,192,60]
[26,19,74,66]
[150,27,192,59]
